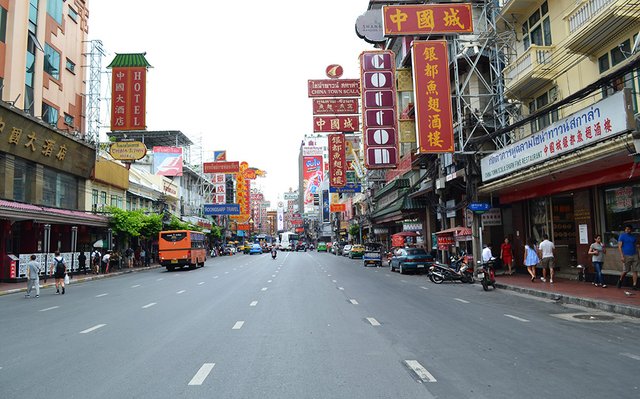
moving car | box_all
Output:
[349,244,364,259]
[249,243,263,255]
[317,242,327,252]
[389,247,435,274]
[342,244,352,257]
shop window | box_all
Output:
[603,184,640,248]
[522,2,551,50]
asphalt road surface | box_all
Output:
[1,251,639,399]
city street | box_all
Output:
[1,251,639,399]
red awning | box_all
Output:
[435,226,471,236]
[391,231,418,238]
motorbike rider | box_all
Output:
[271,246,277,259]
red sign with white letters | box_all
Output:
[111,67,146,131]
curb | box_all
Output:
[495,282,640,318]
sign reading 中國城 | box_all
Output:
[111,67,146,131]
[382,4,474,36]
[328,134,347,188]
[412,41,454,154]
[480,90,633,182]
[360,50,399,169]
[313,116,359,133]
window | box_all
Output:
[92,189,99,205]
[13,157,36,202]
[522,1,551,50]
[598,54,610,73]
[65,58,75,73]
[0,6,7,43]
[100,191,107,205]
[111,195,118,207]
[603,184,640,250]
[68,6,78,23]
[47,0,63,25]
[44,44,60,80]
[64,113,74,126]
[126,197,132,211]
[611,39,630,66]
[528,89,559,132]
[28,0,38,33]
[42,103,59,127]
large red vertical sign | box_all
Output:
[412,41,454,153]
[359,50,398,169]
[111,67,146,130]
[328,133,347,187]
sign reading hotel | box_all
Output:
[110,67,146,131]
[312,98,359,115]
[412,41,454,154]
[480,90,634,182]
[382,4,473,36]
[313,116,359,133]
[203,161,239,174]
[328,133,347,187]
[308,79,361,97]
[359,50,399,169]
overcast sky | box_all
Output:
[89,1,373,207]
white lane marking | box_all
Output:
[328,274,332,277]
[400,280,408,283]
[405,360,437,382]
[267,280,272,283]
[95,293,108,297]
[39,306,59,312]
[224,272,229,274]
[350,299,359,305]
[332,280,337,283]
[131,284,141,288]
[188,363,215,386]
[232,321,245,330]
[80,324,106,334]
[142,302,157,309]
[213,276,219,279]
[338,287,344,290]
[504,314,530,323]
[366,317,381,326]
[177,290,186,294]
[198,282,205,285]
[454,298,470,304]
[261,287,268,291]
[420,286,429,290]
[250,301,258,307]
[156,278,164,281]
[621,352,640,361]
[272,275,276,277]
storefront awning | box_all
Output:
[435,226,471,236]
[0,200,109,227]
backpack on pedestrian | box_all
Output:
[55,258,65,275]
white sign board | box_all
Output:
[481,208,502,227]
[579,224,588,244]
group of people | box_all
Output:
[25,251,69,298]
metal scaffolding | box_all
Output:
[84,40,105,144]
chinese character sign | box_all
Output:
[313,116,359,133]
[328,134,347,187]
[213,174,226,204]
[382,4,473,36]
[111,67,146,131]
[359,50,399,169]
[412,41,454,153]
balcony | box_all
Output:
[499,0,542,16]
[503,45,556,98]
[565,0,640,55]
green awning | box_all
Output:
[107,53,153,68]
[371,194,425,220]
[374,178,410,201]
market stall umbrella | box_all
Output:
[93,239,107,248]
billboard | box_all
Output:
[213,174,226,204]
[308,79,361,97]
[214,151,226,161]
[111,67,146,131]
[322,190,330,222]
[203,161,239,174]
[313,116,359,133]
[303,155,323,205]
[312,98,359,115]
[109,141,147,161]
[153,146,183,176]
[382,4,474,36]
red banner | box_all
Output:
[328,134,346,187]
[203,161,239,174]
[313,116,359,133]
[308,79,360,97]
[359,50,399,169]
[413,41,454,153]
[312,98,359,115]
[382,4,474,36]
[111,67,146,130]
[330,204,346,212]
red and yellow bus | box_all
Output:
[158,230,207,271]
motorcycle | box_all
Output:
[428,255,474,284]
[271,249,277,260]
[476,258,496,291]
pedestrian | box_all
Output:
[125,246,134,268]
[616,225,639,290]
[140,247,146,267]
[49,251,66,294]
[91,249,101,274]
[538,234,555,283]
[25,255,41,298]
[588,234,606,288]
[102,251,111,274]
[78,251,87,275]
[500,237,514,275]
[524,238,539,282]
[482,243,493,262]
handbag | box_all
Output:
[64,273,70,285]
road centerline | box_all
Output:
[80,324,106,334]
[188,363,215,386]
[454,298,470,304]
[39,306,59,312]
[142,302,157,309]
[405,360,437,382]
[366,317,381,326]
[504,314,530,322]
[232,321,245,330]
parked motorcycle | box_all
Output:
[428,258,474,284]
[477,259,496,291]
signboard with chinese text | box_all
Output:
[313,116,359,133]
[203,161,239,174]
[308,79,360,97]
[312,99,359,115]
[110,67,146,130]
[360,50,399,169]
[412,41,454,154]
[481,208,502,227]
[382,4,473,36]
[322,190,330,222]
[153,146,183,176]
[330,204,346,212]
[213,174,226,204]
[328,134,347,188]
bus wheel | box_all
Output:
[166,266,175,272]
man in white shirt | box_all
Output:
[482,244,493,262]
[538,234,556,283]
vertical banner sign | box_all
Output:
[359,50,399,169]
[111,67,146,130]
[213,174,226,204]
[322,189,330,222]
[328,133,347,187]
[412,41,454,153]
[303,155,323,206]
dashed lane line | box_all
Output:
[420,286,429,290]
[213,276,219,279]
[198,282,205,285]
[267,280,272,283]
[95,293,108,297]
[621,352,640,361]
[350,299,359,305]
[131,284,141,288]
[188,363,215,386]
[156,278,164,281]
[80,324,106,334]
[332,280,337,283]
[39,306,59,312]
[504,314,530,323]
[400,280,408,283]
[232,321,245,330]
[366,317,381,326]
[454,298,470,304]
[405,360,437,383]
[177,290,186,294]
[142,302,157,309]
[338,287,345,290]
[261,287,268,291]
[250,301,258,307]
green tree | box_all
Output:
[349,224,360,242]
[107,207,144,238]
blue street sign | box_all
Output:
[329,183,362,193]
[467,202,491,213]
[203,203,240,215]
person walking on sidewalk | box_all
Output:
[91,249,101,274]
[102,251,111,274]
[25,255,41,298]
[78,251,87,275]
[49,251,66,295]
[538,234,555,283]
[524,238,539,282]
[500,237,514,275]
[616,225,639,290]
[125,247,134,268]
[589,234,607,288]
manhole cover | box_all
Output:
[572,314,615,321]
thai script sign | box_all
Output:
[480,90,633,182]
[203,161,239,174]
[111,67,146,130]
[308,79,360,97]
[359,50,399,169]
[109,141,147,161]
[313,116,359,133]
[312,99,359,115]
[382,4,473,36]
[302,146,324,156]
[413,41,454,154]
[284,192,298,200]
[328,133,347,188]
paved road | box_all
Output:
[1,251,638,398]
